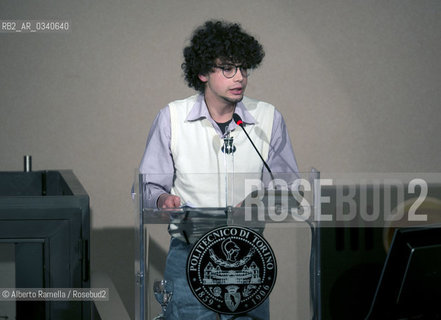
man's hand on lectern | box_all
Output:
[157,193,181,208]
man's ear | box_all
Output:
[198,74,208,83]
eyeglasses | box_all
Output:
[212,64,250,79]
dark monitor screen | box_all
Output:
[366,224,441,319]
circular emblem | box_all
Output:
[186,226,277,314]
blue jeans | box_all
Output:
[164,238,269,320]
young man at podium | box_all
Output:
[139,20,298,320]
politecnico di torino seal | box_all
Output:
[186,226,277,315]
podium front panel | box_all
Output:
[134,172,320,320]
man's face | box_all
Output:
[199,60,248,106]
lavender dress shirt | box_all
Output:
[139,94,298,208]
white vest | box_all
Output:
[169,95,274,207]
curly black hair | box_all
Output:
[182,20,265,93]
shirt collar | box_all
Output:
[185,94,257,125]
